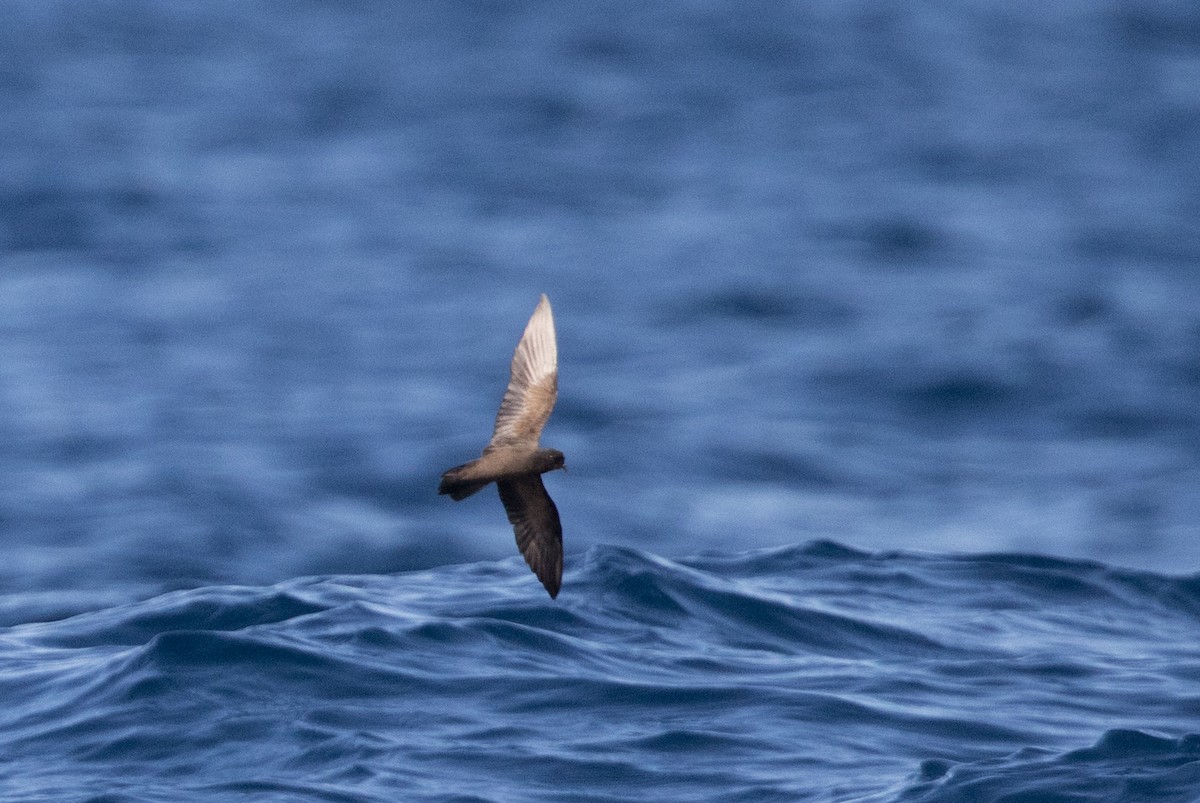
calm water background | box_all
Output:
[2,1,1199,800]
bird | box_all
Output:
[438,294,566,598]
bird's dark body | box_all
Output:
[438,448,565,500]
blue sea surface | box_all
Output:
[4,545,1200,801]
[2,0,1200,800]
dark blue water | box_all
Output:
[3,1,1200,800]
[4,545,1200,800]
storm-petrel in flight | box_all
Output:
[438,294,566,597]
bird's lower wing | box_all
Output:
[497,476,563,598]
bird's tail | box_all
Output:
[438,461,490,501]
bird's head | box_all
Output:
[538,448,566,474]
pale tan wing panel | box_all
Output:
[491,294,558,447]
[497,476,563,598]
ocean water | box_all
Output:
[2,0,1200,800]
[4,544,1200,801]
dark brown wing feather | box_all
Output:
[496,476,563,598]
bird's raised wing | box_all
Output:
[490,294,557,448]
[497,476,563,598]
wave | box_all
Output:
[894,730,1200,802]
[1,542,1198,801]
